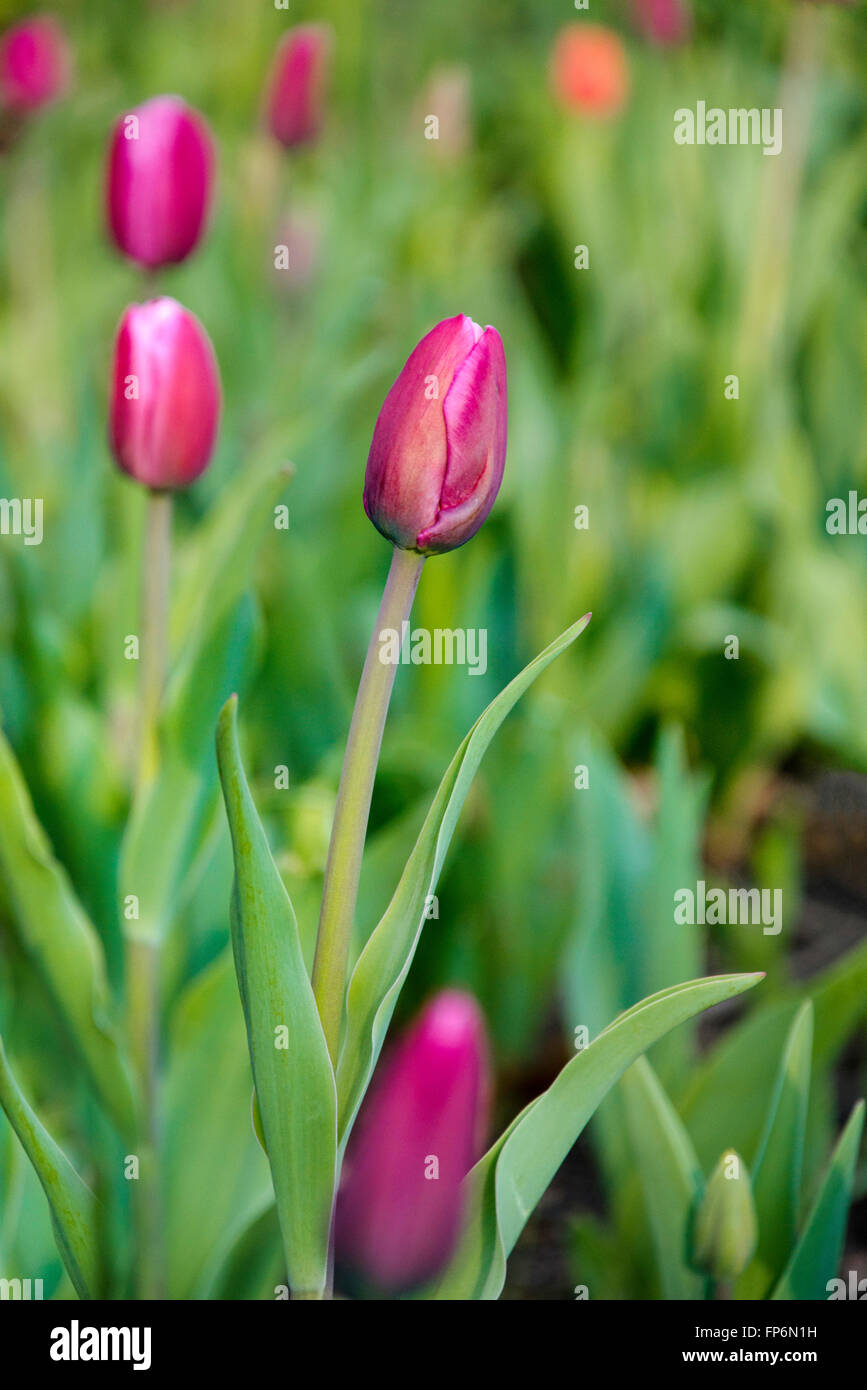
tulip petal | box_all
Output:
[418,326,507,553]
[363,314,483,549]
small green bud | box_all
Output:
[691,1149,758,1282]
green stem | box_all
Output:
[312,546,425,1062]
[136,490,172,786]
[126,486,172,1299]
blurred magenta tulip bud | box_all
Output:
[110,298,221,490]
[107,95,214,270]
[336,990,490,1293]
[264,24,332,149]
[0,16,69,112]
[630,0,692,46]
[363,314,507,555]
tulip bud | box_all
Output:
[691,1150,758,1283]
[109,298,221,490]
[0,17,70,113]
[264,24,332,150]
[363,315,507,555]
[550,25,630,119]
[630,0,692,47]
[335,989,490,1294]
[106,96,214,270]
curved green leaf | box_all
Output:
[0,725,136,1138]
[771,1099,865,1301]
[163,950,272,1299]
[621,1056,707,1299]
[216,696,336,1298]
[337,613,592,1147]
[430,971,764,1300]
[736,1001,813,1299]
[0,1037,99,1299]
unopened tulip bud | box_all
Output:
[691,1150,758,1283]
[630,0,692,47]
[110,298,221,490]
[0,17,70,113]
[106,96,214,270]
[264,24,332,150]
[335,990,490,1293]
[363,314,507,555]
[550,25,630,119]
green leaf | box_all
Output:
[680,935,867,1175]
[169,456,291,666]
[0,725,136,1138]
[736,1001,813,1299]
[0,1037,99,1299]
[216,695,336,1298]
[120,597,259,947]
[121,455,288,950]
[163,950,273,1299]
[620,1056,707,1299]
[771,1099,865,1301]
[430,972,764,1300]
[337,613,592,1146]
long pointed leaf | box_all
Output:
[771,1099,865,1301]
[337,613,592,1146]
[736,1001,813,1299]
[431,971,763,1300]
[0,725,136,1138]
[216,696,336,1297]
[620,1056,707,1299]
[0,1037,99,1298]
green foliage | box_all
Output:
[432,974,762,1299]
[0,0,865,1302]
[216,696,336,1298]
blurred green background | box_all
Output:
[0,0,866,1298]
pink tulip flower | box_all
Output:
[109,298,221,490]
[630,0,692,47]
[0,16,69,112]
[106,95,214,270]
[264,24,332,149]
[363,315,508,555]
[336,990,490,1293]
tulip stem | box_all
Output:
[136,489,172,786]
[313,546,425,1062]
[126,486,172,1299]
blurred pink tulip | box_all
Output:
[363,314,508,555]
[106,95,214,270]
[0,16,69,112]
[264,24,332,149]
[630,0,692,46]
[336,990,490,1293]
[109,298,221,490]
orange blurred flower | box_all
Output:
[550,24,630,119]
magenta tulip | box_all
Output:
[0,16,69,112]
[363,315,507,555]
[109,298,221,490]
[630,0,692,46]
[106,96,214,270]
[264,24,332,149]
[335,990,490,1293]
